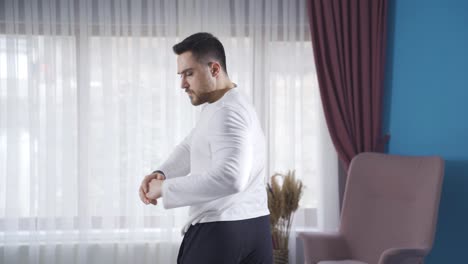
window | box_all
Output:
[0,0,338,247]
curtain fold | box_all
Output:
[1,0,338,263]
[307,0,389,169]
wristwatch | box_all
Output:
[152,170,166,179]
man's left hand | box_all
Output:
[146,179,164,201]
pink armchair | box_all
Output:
[298,152,444,264]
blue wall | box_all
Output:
[384,0,468,262]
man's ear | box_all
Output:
[210,62,221,77]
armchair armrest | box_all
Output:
[297,231,350,264]
[378,247,430,264]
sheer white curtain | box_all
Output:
[0,0,338,263]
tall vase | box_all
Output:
[273,248,289,264]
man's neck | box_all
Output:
[207,81,236,103]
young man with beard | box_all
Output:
[139,32,272,264]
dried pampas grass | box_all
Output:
[267,170,303,250]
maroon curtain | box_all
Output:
[307,0,389,169]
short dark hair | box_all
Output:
[173,32,227,73]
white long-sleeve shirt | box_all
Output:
[157,87,269,235]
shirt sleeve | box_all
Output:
[161,107,253,209]
[155,129,194,180]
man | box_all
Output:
[138,32,272,264]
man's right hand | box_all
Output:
[139,172,166,205]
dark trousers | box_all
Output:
[177,215,273,264]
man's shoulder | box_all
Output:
[219,91,254,116]
[202,103,252,132]
[206,89,258,127]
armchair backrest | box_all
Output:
[339,153,444,264]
